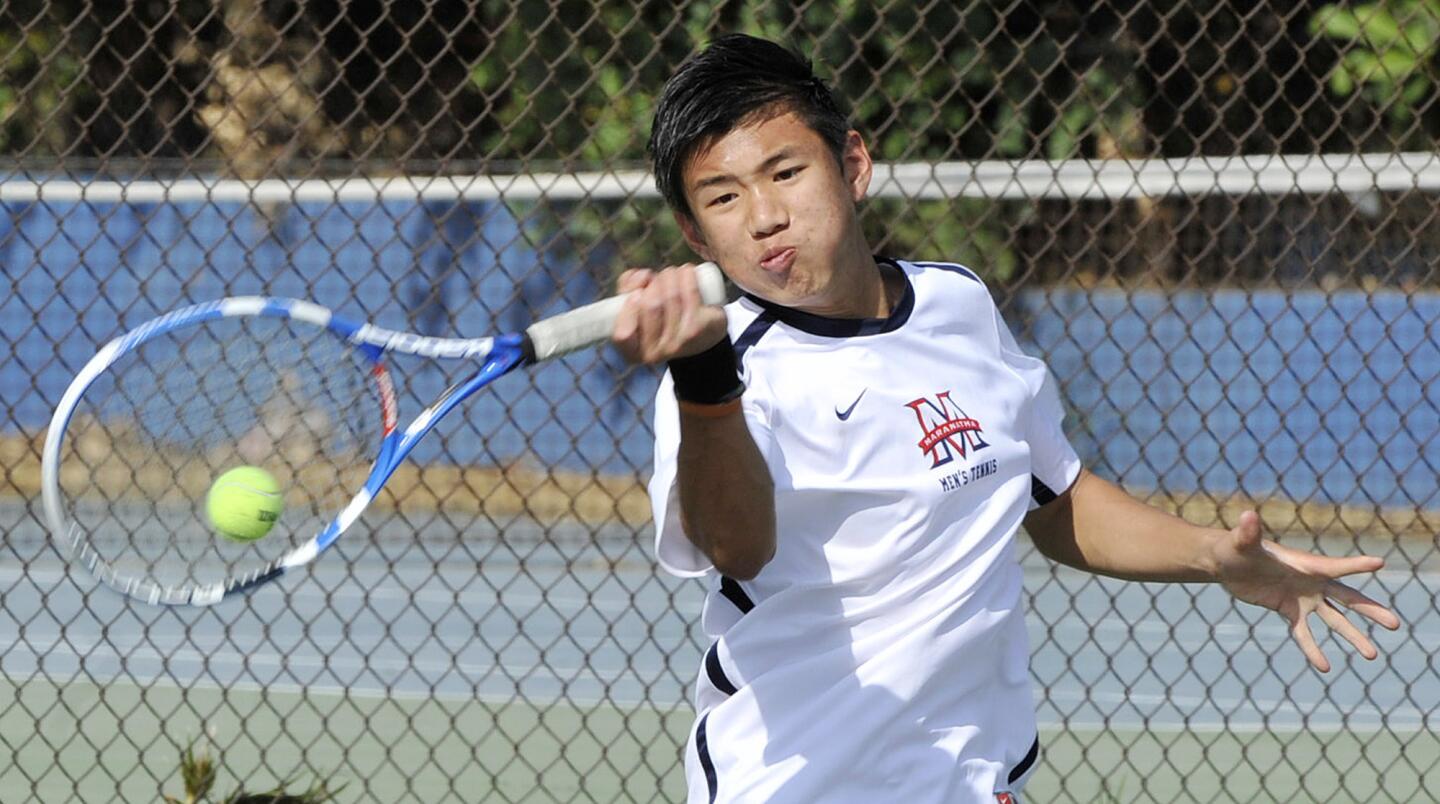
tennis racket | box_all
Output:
[41,262,726,606]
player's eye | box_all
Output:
[707,192,737,207]
[775,166,803,181]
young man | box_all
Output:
[612,34,1401,804]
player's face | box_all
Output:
[678,112,875,315]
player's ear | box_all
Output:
[676,212,714,261]
[842,130,873,203]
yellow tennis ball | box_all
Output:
[206,466,284,542]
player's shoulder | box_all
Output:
[723,295,785,366]
[892,257,997,310]
[895,257,988,290]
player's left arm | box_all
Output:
[1024,468,1403,672]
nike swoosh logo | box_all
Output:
[835,389,867,421]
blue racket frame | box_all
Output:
[41,297,527,606]
[41,262,727,606]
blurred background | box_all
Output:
[1,1,1437,801]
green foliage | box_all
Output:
[8,1,1417,288]
[464,1,1147,167]
[0,26,84,155]
[1311,0,1440,130]
[161,741,343,804]
[864,197,1022,283]
[463,1,1151,278]
[1046,67,1147,162]
[161,743,217,804]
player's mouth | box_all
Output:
[759,247,796,273]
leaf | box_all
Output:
[1402,74,1431,103]
[1312,6,1365,39]
[1330,67,1356,96]
[597,66,624,99]
[1049,104,1096,161]
[1355,5,1403,48]
[179,743,217,801]
[1401,17,1440,57]
[1344,51,1385,84]
[1379,47,1420,79]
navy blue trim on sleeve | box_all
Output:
[1031,476,1058,507]
[696,713,719,802]
[911,260,983,284]
[733,309,778,364]
[719,576,755,614]
[1008,735,1040,784]
[704,642,739,696]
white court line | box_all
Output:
[1039,685,1431,725]
[3,564,1426,632]
[0,634,657,682]
[9,562,1436,586]
[3,574,1434,663]
[0,567,706,618]
[3,665,1430,736]
[0,667,675,711]
[0,564,709,616]
[5,632,1424,723]
[1037,718,1436,734]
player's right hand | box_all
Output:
[612,263,728,365]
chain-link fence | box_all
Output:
[1,1,1436,802]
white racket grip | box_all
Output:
[524,261,727,362]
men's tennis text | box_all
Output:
[938,458,998,493]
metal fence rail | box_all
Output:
[1,2,1436,802]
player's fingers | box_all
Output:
[679,262,703,294]
[612,292,642,356]
[657,268,692,355]
[614,271,666,361]
[649,270,677,354]
[1259,541,1375,585]
[1231,510,1263,552]
[1315,600,1378,660]
[671,263,703,337]
[1291,612,1331,673]
[617,268,654,295]
[1314,553,1386,579]
[1325,581,1403,630]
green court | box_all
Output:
[8,675,1438,802]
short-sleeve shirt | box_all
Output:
[649,258,1082,803]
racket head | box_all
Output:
[40,298,396,606]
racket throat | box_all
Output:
[517,333,538,366]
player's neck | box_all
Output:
[873,260,906,318]
[850,255,898,319]
[802,255,895,320]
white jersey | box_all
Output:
[649,258,1082,804]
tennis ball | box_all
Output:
[206,466,284,542]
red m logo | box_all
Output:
[905,391,989,468]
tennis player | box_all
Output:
[613,34,1401,804]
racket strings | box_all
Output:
[55,316,382,594]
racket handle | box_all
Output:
[524,261,728,362]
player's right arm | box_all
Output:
[613,264,776,579]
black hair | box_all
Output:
[648,34,850,219]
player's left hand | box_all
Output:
[1213,511,1402,672]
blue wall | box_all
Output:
[1024,287,1440,509]
[1,197,657,474]
[5,197,1437,507]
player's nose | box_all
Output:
[747,187,789,239]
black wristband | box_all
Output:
[668,336,744,404]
